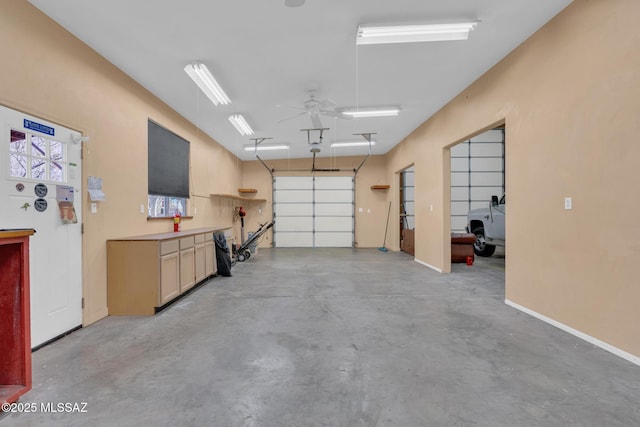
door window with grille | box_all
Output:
[9,129,67,183]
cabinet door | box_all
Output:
[180,248,195,292]
[205,240,215,277]
[160,252,180,305]
[194,243,206,283]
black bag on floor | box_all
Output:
[214,234,232,277]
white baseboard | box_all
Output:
[414,258,444,273]
[505,299,640,367]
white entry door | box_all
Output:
[274,176,353,247]
[0,105,82,348]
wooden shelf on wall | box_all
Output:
[237,188,258,194]
[210,194,266,203]
[370,185,390,190]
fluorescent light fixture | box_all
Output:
[243,144,289,151]
[341,109,399,118]
[184,62,231,105]
[357,22,478,45]
[228,114,254,136]
[331,141,376,148]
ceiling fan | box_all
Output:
[278,90,348,128]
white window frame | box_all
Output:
[8,128,68,184]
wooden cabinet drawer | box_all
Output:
[160,239,179,255]
[194,233,205,244]
[180,236,195,249]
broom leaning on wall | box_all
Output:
[378,202,391,252]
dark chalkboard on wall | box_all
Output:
[148,120,190,198]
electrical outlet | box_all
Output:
[564,197,572,210]
[139,204,145,214]
[91,203,97,214]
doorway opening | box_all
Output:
[399,166,415,255]
[450,126,506,270]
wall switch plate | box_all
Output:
[358,207,363,213]
[91,203,97,214]
[139,204,145,214]
[564,197,572,210]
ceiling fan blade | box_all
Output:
[310,112,323,129]
[277,111,306,123]
[320,110,350,119]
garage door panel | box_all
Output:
[315,203,352,216]
[277,217,313,232]
[451,216,468,232]
[404,201,415,215]
[451,187,469,201]
[316,217,352,232]
[403,171,414,186]
[274,190,313,203]
[451,201,470,216]
[471,157,503,171]
[450,142,469,156]
[470,143,503,157]
[451,172,469,186]
[471,186,503,201]
[450,157,468,172]
[403,187,415,201]
[315,177,353,190]
[274,176,313,190]
[276,232,313,247]
[274,203,313,216]
[470,172,502,186]
[315,190,352,203]
[315,232,352,247]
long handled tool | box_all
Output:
[378,201,392,252]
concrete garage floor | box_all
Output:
[2,248,639,427]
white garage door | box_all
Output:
[274,176,353,247]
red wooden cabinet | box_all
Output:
[0,229,35,406]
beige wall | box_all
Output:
[386,0,640,357]
[0,1,243,325]
[241,155,389,248]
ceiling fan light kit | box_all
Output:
[356,22,478,45]
[228,114,254,136]
[184,62,231,106]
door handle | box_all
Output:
[484,214,490,220]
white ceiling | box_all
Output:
[29,0,572,161]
